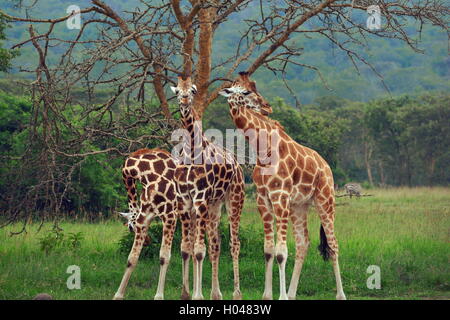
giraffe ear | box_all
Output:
[118,212,131,219]
[170,86,179,94]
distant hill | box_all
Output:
[1,0,448,104]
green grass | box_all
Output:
[0,187,449,300]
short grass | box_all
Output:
[0,187,449,300]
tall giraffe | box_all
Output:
[170,75,245,300]
[219,72,346,300]
[113,148,194,300]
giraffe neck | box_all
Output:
[180,103,206,164]
[229,104,284,166]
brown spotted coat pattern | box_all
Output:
[220,72,346,300]
[171,76,244,301]
[113,148,192,300]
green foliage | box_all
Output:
[1,189,449,300]
[117,219,264,260]
[365,94,449,185]
[117,223,166,259]
[67,231,84,249]
[271,97,346,169]
[2,1,448,103]
[38,228,65,255]
[0,90,31,153]
[0,15,19,73]
[1,87,449,220]
[38,228,84,255]
[244,183,257,200]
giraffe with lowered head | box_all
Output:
[113,148,194,300]
[219,72,346,300]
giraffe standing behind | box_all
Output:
[113,148,194,300]
[171,76,245,300]
[219,72,346,300]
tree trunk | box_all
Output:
[364,140,374,186]
[378,161,386,187]
[195,6,216,116]
[428,156,436,186]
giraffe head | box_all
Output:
[118,211,136,232]
[219,72,273,115]
[170,75,198,116]
[118,211,151,246]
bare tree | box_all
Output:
[0,0,448,228]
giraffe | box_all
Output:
[170,75,245,300]
[219,72,346,300]
[113,148,194,300]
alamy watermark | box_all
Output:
[66,5,81,30]
[66,265,81,289]
[170,121,279,175]
[352,0,382,31]
[366,265,381,289]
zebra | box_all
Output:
[344,183,362,198]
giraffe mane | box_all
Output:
[130,148,169,157]
[248,106,285,131]
[232,72,282,130]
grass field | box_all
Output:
[0,187,449,300]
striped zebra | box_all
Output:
[344,183,362,198]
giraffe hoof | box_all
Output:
[113,294,124,300]
[154,294,164,300]
[279,295,289,300]
[233,290,242,300]
[288,295,296,300]
[192,295,205,300]
[210,291,223,300]
[181,290,191,300]
[262,294,273,300]
[336,293,347,300]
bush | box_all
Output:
[38,229,84,255]
[117,218,264,260]
[244,183,257,199]
[117,222,170,259]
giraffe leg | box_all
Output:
[192,201,207,300]
[256,192,274,300]
[113,227,146,300]
[207,203,222,300]
[315,195,347,300]
[180,208,192,300]
[287,203,310,300]
[154,215,176,300]
[226,191,243,300]
[190,209,198,299]
[272,194,290,301]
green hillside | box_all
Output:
[1,1,448,104]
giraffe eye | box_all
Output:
[243,91,251,95]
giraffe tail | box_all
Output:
[317,225,332,261]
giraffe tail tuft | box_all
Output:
[317,225,332,261]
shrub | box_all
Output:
[38,229,84,255]
[117,219,264,260]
